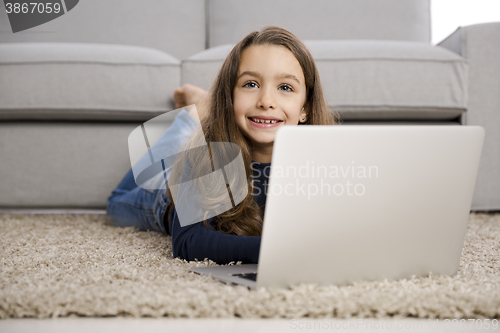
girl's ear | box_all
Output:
[299,104,309,123]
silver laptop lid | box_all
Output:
[257,126,484,289]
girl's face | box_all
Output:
[233,44,308,150]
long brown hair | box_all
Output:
[166,26,338,236]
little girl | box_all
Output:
[106,26,336,264]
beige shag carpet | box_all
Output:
[1,212,499,319]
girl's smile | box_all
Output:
[233,44,308,162]
[248,115,283,128]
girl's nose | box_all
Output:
[257,87,276,110]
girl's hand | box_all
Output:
[173,83,209,123]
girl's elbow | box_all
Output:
[171,236,194,261]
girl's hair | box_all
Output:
[166,26,337,237]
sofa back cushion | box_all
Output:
[0,0,205,60]
[207,0,431,47]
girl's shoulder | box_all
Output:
[251,161,271,169]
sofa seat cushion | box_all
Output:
[0,43,180,121]
[182,40,468,120]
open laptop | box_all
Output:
[189,125,485,290]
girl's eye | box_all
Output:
[243,81,257,88]
[280,84,293,92]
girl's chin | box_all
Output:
[248,136,276,146]
[241,126,279,146]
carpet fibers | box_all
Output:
[0,212,499,319]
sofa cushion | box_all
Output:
[0,43,180,121]
[0,0,206,61]
[182,40,468,120]
[207,0,431,47]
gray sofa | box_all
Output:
[0,0,498,211]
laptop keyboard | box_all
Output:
[232,272,257,281]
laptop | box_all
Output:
[189,125,485,290]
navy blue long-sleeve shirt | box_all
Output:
[165,160,271,264]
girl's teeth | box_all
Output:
[252,118,279,124]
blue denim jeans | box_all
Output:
[106,109,198,235]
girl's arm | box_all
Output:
[169,208,261,264]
